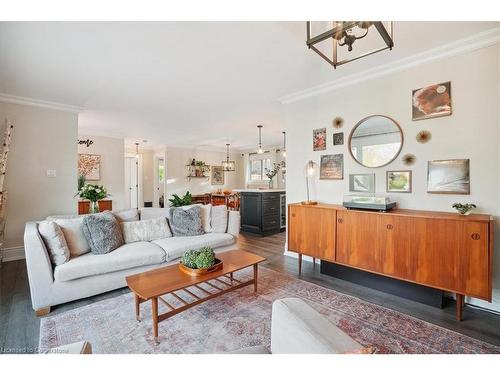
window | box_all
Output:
[249,158,271,181]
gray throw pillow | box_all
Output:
[81,211,124,255]
[169,206,204,237]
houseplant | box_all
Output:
[179,247,222,275]
[265,162,281,189]
[452,203,476,215]
[168,191,193,207]
[77,184,109,213]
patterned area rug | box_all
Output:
[39,267,500,354]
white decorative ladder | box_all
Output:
[0,119,13,266]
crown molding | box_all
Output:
[0,93,84,113]
[278,26,500,104]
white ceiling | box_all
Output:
[0,21,498,150]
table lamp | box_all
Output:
[301,160,318,205]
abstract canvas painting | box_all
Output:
[412,81,452,121]
[78,154,101,181]
[427,159,470,194]
[320,154,343,180]
[313,128,327,151]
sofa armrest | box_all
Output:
[227,211,240,237]
[24,222,54,310]
[270,298,363,354]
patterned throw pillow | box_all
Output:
[121,217,172,243]
[169,206,204,237]
[81,211,124,255]
[38,221,70,265]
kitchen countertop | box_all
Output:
[233,189,286,193]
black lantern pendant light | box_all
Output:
[221,143,236,172]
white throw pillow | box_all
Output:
[200,204,212,233]
[38,221,70,266]
[211,205,228,233]
[121,217,172,243]
[54,217,90,257]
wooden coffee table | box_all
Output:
[126,250,266,344]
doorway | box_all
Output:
[154,156,165,208]
[124,155,142,209]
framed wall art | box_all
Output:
[320,154,343,180]
[211,165,224,185]
[427,159,470,194]
[386,170,412,193]
[349,173,375,193]
[78,154,101,181]
[412,81,452,121]
[313,128,327,151]
[333,132,344,146]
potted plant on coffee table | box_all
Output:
[179,247,222,276]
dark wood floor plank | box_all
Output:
[0,230,499,353]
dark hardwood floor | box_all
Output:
[1,231,499,353]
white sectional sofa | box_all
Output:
[24,207,240,315]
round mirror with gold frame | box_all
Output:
[348,115,404,168]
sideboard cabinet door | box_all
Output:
[336,210,381,272]
[460,221,490,300]
[288,206,336,261]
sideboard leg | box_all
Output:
[298,253,302,275]
[313,257,316,268]
[456,293,464,321]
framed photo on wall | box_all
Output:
[320,154,343,180]
[412,81,452,121]
[333,132,344,146]
[78,154,101,181]
[427,159,470,194]
[211,165,225,185]
[349,173,375,193]
[313,128,327,151]
[386,170,412,193]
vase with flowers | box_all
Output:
[265,163,281,189]
[77,184,109,214]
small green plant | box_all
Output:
[452,203,476,215]
[168,192,193,207]
[181,247,216,269]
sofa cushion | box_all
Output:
[139,207,171,221]
[121,217,172,243]
[38,221,70,266]
[169,206,204,236]
[152,233,235,262]
[54,217,90,257]
[54,241,166,282]
[82,211,124,255]
[113,208,139,222]
[201,204,212,232]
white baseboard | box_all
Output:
[1,246,25,262]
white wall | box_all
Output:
[1,102,78,251]
[166,146,244,198]
[285,44,500,311]
[78,134,126,210]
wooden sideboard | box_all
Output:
[78,199,113,215]
[288,203,494,321]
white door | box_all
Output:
[154,157,165,208]
[125,156,139,209]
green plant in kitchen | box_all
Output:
[452,203,476,215]
[265,162,281,188]
[181,247,216,269]
[168,191,193,207]
[77,184,109,213]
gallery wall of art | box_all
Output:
[284,44,500,310]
